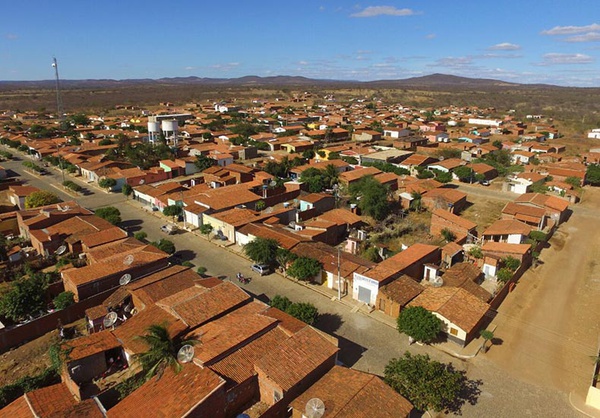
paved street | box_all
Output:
[3,152,585,416]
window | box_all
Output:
[449,327,458,336]
[379,298,386,311]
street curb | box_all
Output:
[568,391,599,418]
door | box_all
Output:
[357,286,371,304]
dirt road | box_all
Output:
[487,187,600,396]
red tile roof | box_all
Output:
[157,281,251,328]
[365,243,440,283]
[106,363,225,418]
[189,302,277,365]
[290,366,413,418]
[483,219,532,236]
[64,330,121,361]
[254,326,339,391]
[379,275,424,306]
[209,326,288,385]
[432,209,477,231]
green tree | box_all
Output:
[586,164,600,186]
[122,183,133,197]
[134,231,148,242]
[453,166,475,183]
[397,306,442,344]
[363,246,381,262]
[53,291,75,310]
[497,268,513,283]
[323,164,340,189]
[98,178,117,189]
[434,170,453,184]
[163,205,182,220]
[501,256,520,272]
[349,175,390,221]
[479,329,494,353]
[564,176,581,188]
[0,273,49,321]
[287,256,322,281]
[196,266,207,276]
[270,295,293,312]
[134,324,197,380]
[243,237,279,264]
[275,248,297,274]
[200,224,213,240]
[194,155,216,172]
[410,191,423,212]
[255,200,266,212]
[468,246,483,259]
[94,206,121,225]
[441,228,456,242]
[24,191,61,209]
[151,239,176,254]
[384,352,465,412]
[287,302,319,325]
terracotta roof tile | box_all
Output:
[112,305,187,354]
[64,330,121,361]
[1,396,32,417]
[482,242,531,255]
[432,209,477,231]
[157,281,251,328]
[254,326,339,391]
[483,219,532,236]
[209,326,288,385]
[409,287,490,332]
[366,244,440,283]
[127,265,197,306]
[107,363,225,418]
[290,366,413,418]
[380,275,424,306]
[188,302,277,365]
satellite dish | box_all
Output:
[119,273,132,286]
[124,304,133,313]
[55,245,67,255]
[305,398,325,418]
[123,254,134,265]
[139,179,145,185]
[431,276,444,288]
[103,311,118,328]
[269,180,277,187]
[177,345,195,363]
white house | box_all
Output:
[383,128,411,139]
[506,177,532,194]
[588,129,600,139]
[468,118,503,127]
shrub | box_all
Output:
[196,266,207,276]
[397,306,442,343]
[62,180,81,192]
[270,295,292,312]
[134,231,147,241]
[94,206,121,225]
[529,230,547,242]
[497,268,513,283]
[53,291,75,310]
[98,178,117,189]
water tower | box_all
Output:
[147,116,160,143]
[161,118,179,146]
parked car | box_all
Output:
[479,179,490,186]
[160,224,177,235]
[251,264,272,276]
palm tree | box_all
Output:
[479,329,494,353]
[324,164,340,189]
[410,191,423,212]
[134,324,197,380]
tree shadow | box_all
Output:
[491,337,503,346]
[445,367,483,415]
[174,249,196,262]
[119,219,143,232]
[315,313,344,334]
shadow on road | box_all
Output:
[315,313,344,334]
[335,335,366,368]
[447,370,483,414]
[119,219,143,232]
[174,249,196,262]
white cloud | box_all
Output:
[542,23,600,35]
[425,33,436,39]
[480,53,522,59]
[488,42,521,51]
[210,62,240,71]
[298,60,309,65]
[5,33,17,40]
[433,56,473,68]
[351,6,419,18]
[564,32,600,42]
[184,66,196,71]
[538,53,594,65]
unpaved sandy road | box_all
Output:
[487,187,600,396]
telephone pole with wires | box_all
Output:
[52,57,64,121]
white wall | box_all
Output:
[352,273,379,305]
[433,312,467,343]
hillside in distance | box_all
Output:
[0,73,558,90]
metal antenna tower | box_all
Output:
[52,57,64,120]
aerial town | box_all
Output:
[0,86,598,418]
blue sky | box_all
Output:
[2,1,600,86]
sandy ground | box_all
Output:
[487,187,600,396]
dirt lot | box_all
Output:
[0,318,86,387]
[486,187,600,396]
[461,194,507,234]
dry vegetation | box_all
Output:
[461,196,507,234]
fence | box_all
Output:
[0,287,117,353]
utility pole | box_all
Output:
[52,58,64,121]
[337,245,341,301]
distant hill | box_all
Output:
[0,73,564,91]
